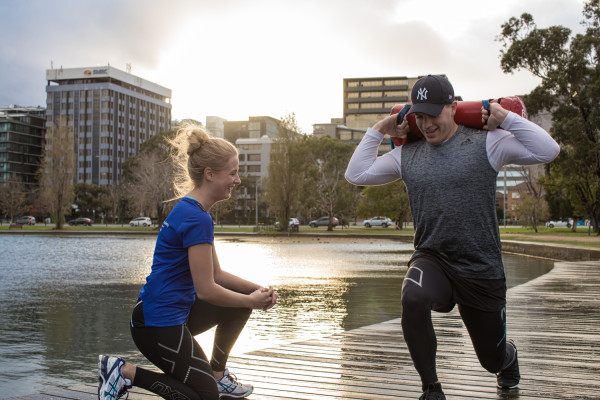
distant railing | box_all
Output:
[253,224,277,232]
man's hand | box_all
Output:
[482,102,509,130]
[373,113,410,141]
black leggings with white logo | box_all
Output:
[401,256,515,387]
[130,298,252,400]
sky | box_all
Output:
[0,0,589,133]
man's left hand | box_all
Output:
[482,103,509,130]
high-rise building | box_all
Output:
[45,66,172,186]
[343,76,421,131]
[0,105,46,186]
[223,116,280,144]
[206,116,226,138]
[312,118,365,145]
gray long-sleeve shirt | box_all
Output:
[345,112,560,279]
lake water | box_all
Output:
[0,234,554,398]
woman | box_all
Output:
[98,124,278,400]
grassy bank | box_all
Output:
[2,224,599,248]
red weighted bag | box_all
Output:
[389,96,527,148]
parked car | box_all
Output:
[15,216,36,225]
[274,218,300,231]
[362,216,393,228]
[309,216,339,228]
[545,220,571,228]
[68,217,92,226]
[129,217,152,227]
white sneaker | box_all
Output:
[98,355,131,400]
[216,368,253,398]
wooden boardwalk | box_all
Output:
[10,261,600,400]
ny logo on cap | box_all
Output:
[417,87,428,101]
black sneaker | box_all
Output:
[497,340,520,389]
[419,382,446,400]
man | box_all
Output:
[345,75,559,400]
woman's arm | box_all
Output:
[189,243,273,309]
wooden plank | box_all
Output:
[10,260,600,400]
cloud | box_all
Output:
[0,0,591,131]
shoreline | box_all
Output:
[3,229,600,261]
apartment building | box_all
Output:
[0,105,46,186]
[45,66,172,186]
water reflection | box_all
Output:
[0,235,553,398]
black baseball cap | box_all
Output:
[407,75,455,117]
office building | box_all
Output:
[206,116,226,138]
[45,65,172,186]
[237,135,273,179]
[336,76,421,153]
[343,76,422,131]
[223,116,279,144]
[0,105,46,186]
[313,118,367,145]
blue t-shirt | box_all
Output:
[139,197,214,326]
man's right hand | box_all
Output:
[373,113,410,142]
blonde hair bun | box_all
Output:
[185,127,211,156]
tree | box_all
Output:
[123,130,177,226]
[356,180,411,228]
[497,1,600,232]
[38,117,75,229]
[513,165,548,232]
[265,113,303,226]
[513,193,550,231]
[0,174,30,222]
[301,136,358,231]
[73,183,107,221]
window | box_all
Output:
[239,144,261,150]
[384,79,406,86]
[347,93,359,98]
[247,154,261,162]
[361,80,382,87]
[512,192,520,199]
[361,91,382,98]
[360,102,382,109]
[384,91,408,97]
[248,165,261,172]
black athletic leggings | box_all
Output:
[401,257,515,387]
[129,297,252,400]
